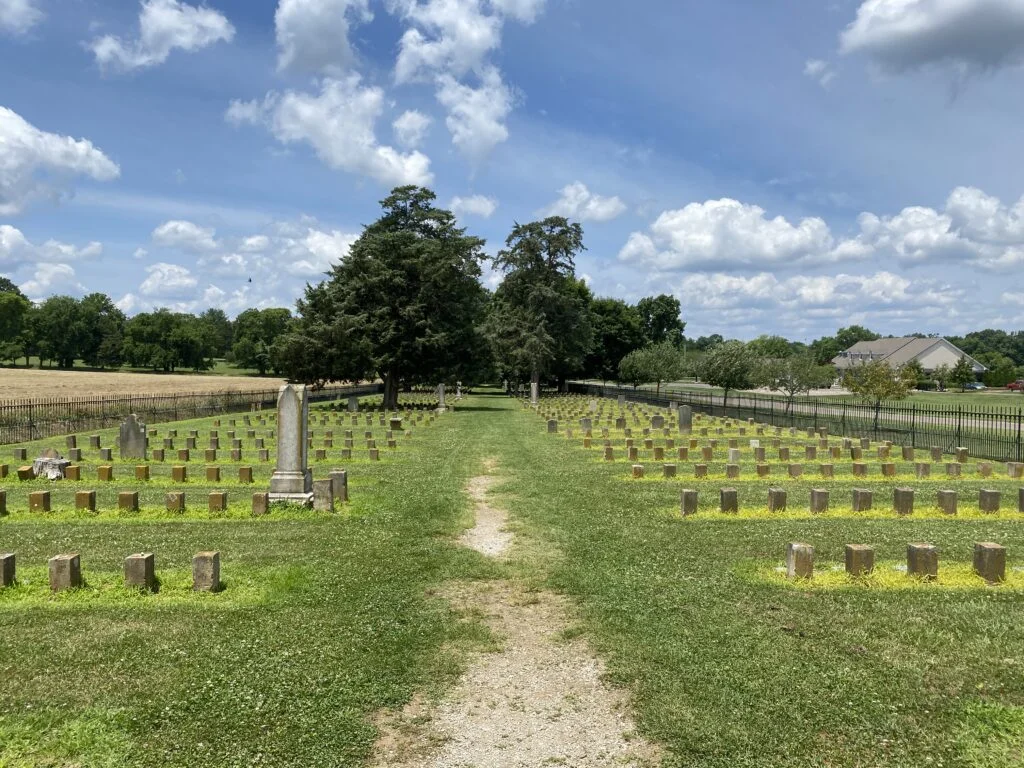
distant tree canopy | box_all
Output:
[617,342,684,394]
[636,294,685,347]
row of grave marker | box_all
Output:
[677,487,1024,515]
[0,470,348,515]
[626,460,1018,479]
[784,542,1008,584]
[0,551,223,593]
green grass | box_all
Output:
[3,392,1024,766]
[0,397,496,767]
[502,396,1024,766]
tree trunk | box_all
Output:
[383,370,400,410]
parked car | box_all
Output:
[964,382,987,390]
[1008,380,1024,391]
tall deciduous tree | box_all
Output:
[286,186,488,408]
[950,356,976,391]
[79,292,125,369]
[636,294,685,347]
[756,354,834,412]
[617,342,684,395]
[485,217,593,391]
[843,360,917,430]
[584,298,645,382]
[697,340,756,407]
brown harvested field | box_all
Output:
[0,368,287,400]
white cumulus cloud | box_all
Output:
[0,0,43,36]
[139,261,198,297]
[620,198,835,271]
[542,182,627,223]
[90,0,235,73]
[227,75,433,187]
[151,220,219,251]
[450,194,497,218]
[20,263,87,299]
[620,186,1024,277]
[436,66,512,165]
[275,0,372,74]
[0,106,120,215]
[392,109,432,148]
[0,224,102,269]
[840,0,1024,73]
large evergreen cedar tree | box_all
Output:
[284,187,487,409]
[484,217,594,389]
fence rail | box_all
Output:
[568,382,1024,463]
[0,383,383,445]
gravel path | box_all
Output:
[370,462,660,767]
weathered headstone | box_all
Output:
[767,488,787,513]
[680,489,698,516]
[937,489,957,515]
[119,414,147,460]
[313,479,335,512]
[979,489,1001,513]
[269,384,313,503]
[786,543,814,579]
[192,551,221,592]
[0,553,14,587]
[845,545,874,577]
[124,553,156,591]
[809,488,829,514]
[974,542,1006,584]
[49,553,81,591]
[893,487,914,516]
[907,543,938,580]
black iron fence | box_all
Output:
[568,383,1024,463]
[0,383,383,445]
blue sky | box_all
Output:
[3,0,1024,342]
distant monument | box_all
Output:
[269,384,312,504]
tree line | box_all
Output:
[0,277,293,374]
[2,186,1021,403]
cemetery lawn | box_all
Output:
[495,396,1024,767]
[0,402,498,767]
[3,392,1024,766]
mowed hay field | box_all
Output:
[0,368,287,399]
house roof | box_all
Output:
[832,337,987,371]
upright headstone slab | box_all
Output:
[937,489,957,515]
[192,551,221,592]
[119,414,147,460]
[0,553,14,587]
[974,542,1006,584]
[437,383,447,411]
[719,488,738,514]
[786,543,814,579]
[845,545,874,577]
[979,489,1001,513]
[767,488,787,513]
[678,405,692,433]
[252,492,270,516]
[809,489,829,514]
[680,489,698,516]
[893,487,915,516]
[269,384,312,501]
[348,396,359,413]
[907,543,938,580]
[49,554,81,591]
[329,469,348,503]
[313,479,335,512]
[530,381,539,406]
[124,553,156,591]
